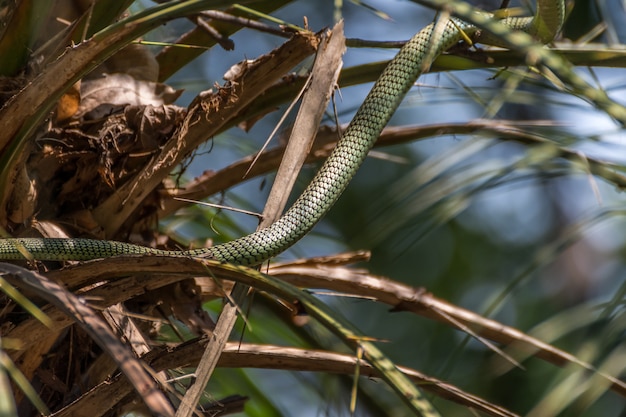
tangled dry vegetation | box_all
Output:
[2,1,626,417]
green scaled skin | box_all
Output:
[0,1,564,266]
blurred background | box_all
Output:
[128,0,626,415]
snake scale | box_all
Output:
[0,1,564,265]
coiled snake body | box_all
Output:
[0,1,564,265]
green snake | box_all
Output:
[0,1,564,265]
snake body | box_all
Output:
[0,2,564,265]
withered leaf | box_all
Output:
[76,73,183,120]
